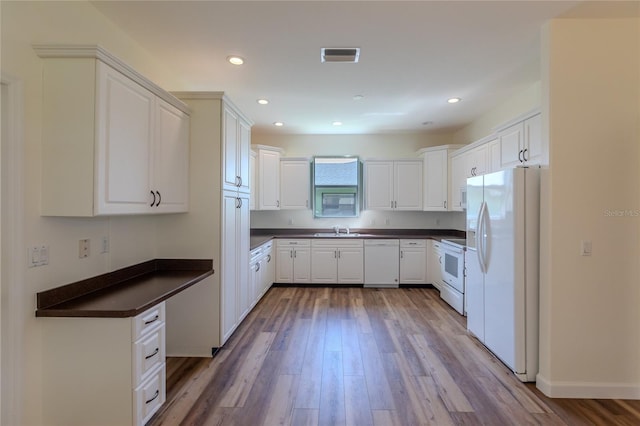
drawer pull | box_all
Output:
[145,389,160,405]
[144,315,159,325]
[145,347,159,360]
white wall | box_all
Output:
[1,2,183,424]
[251,132,467,230]
[537,17,640,398]
[452,81,541,145]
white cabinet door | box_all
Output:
[423,149,448,211]
[293,247,311,283]
[499,113,542,168]
[276,240,310,283]
[238,120,251,194]
[96,62,154,214]
[261,245,275,296]
[400,241,427,284]
[365,161,394,210]
[337,247,364,284]
[450,153,466,211]
[499,121,524,169]
[280,159,310,209]
[221,192,239,342]
[222,105,240,192]
[468,145,487,177]
[276,247,294,283]
[311,247,338,283]
[250,150,257,210]
[237,193,251,321]
[257,148,281,210]
[153,98,189,213]
[486,138,501,173]
[394,160,423,210]
[365,160,422,210]
[524,113,542,165]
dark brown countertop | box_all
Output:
[250,228,465,250]
[36,259,214,318]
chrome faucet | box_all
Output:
[333,225,340,234]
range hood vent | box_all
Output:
[321,47,360,63]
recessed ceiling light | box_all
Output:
[227,55,244,65]
[422,121,434,126]
[257,99,269,105]
[447,97,461,104]
[332,121,343,126]
[273,122,284,127]
[353,95,365,101]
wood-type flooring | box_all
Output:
[149,286,640,425]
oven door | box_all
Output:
[441,244,464,293]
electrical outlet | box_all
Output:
[39,245,49,265]
[580,240,592,256]
[385,218,390,225]
[28,245,49,267]
[79,239,90,258]
[101,236,109,254]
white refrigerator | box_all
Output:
[465,167,539,382]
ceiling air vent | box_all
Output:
[321,47,360,63]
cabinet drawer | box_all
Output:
[134,363,166,426]
[133,303,165,340]
[400,239,427,248]
[133,326,166,387]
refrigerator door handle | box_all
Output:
[477,201,488,273]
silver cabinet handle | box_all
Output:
[523,148,528,162]
[155,191,161,207]
[239,176,243,187]
[400,250,404,259]
[145,347,159,360]
[150,191,155,207]
[293,250,297,258]
[276,200,280,208]
[267,254,271,263]
[444,200,447,209]
[390,200,393,208]
[255,262,261,272]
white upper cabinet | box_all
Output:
[486,138,501,174]
[280,158,310,210]
[152,98,190,213]
[37,46,190,216]
[222,105,251,194]
[365,160,422,210]
[418,145,463,211]
[253,145,284,210]
[499,112,542,168]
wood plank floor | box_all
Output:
[149,287,640,426]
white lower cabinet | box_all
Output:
[276,239,311,283]
[399,239,428,284]
[42,303,166,426]
[249,240,275,310]
[428,240,445,291]
[311,239,364,284]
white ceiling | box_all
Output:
[91,0,586,135]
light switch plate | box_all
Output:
[580,240,592,256]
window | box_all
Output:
[313,157,361,218]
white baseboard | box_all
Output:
[536,373,640,399]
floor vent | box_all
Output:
[321,47,360,63]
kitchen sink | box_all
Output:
[313,232,361,237]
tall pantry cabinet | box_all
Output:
[159,92,252,356]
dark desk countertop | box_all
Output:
[36,259,214,318]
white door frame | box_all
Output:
[1,72,24,426]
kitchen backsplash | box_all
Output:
[250,209,466,230]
